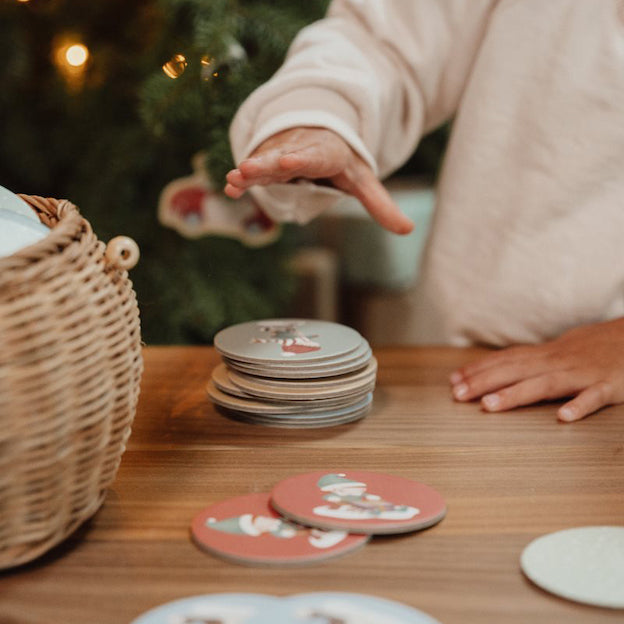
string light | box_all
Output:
[52,36,90,91]
[162,54,187,79]
[201,40,247,83]
[200,54,214,81]
[65,44,89,68]
[162,41,246,84]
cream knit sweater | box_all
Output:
[230,0,624,346]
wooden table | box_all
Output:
[3,346,623,623]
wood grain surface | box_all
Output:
[2,346,623,623]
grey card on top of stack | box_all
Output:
[207,319,377,428]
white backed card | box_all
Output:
[521,526,624,608]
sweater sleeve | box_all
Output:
[229,0,497,223]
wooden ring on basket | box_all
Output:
[105,236,140,270]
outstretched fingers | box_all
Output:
[224,127,414,235]
[225,141,343,198]
[476,372,580,413]
[451,353,553,402]
[450,344,537,387]
[339,165,414,235]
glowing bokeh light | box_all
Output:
[65,43,89,67]
[162,54,187,79]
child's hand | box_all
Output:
[449,318,624,422]
[224,127,414,235]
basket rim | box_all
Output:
[0,195,91,272]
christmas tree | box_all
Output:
[0,0,447,343]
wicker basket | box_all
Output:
[0,195,143,569]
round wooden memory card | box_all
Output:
[520,526,624,608]
[131,591,442,623]
[223,352,372,379]
[271,471,446,535]
[219,401,372,429]
[130,593,278,623]
[227,361,377,400]
[222,339,371,371]
[211,363,253,398]
[285,592,442,623]
[211,365,372,409]
[207,379,371,415]
[214,318,363,364]
[229,357,378,392]
[191,492,369,566]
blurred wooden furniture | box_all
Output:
[2,346,623,623]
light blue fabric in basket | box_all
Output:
[0,208,50,258]
[0,184,39,222]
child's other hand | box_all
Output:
[224,127,414,235]
[449,318,624,422]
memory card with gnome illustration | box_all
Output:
[191,493,369,566]
[271,471,446,535]
[214,320,364,364]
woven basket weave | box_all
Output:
[0,195,143,569]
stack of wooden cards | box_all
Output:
[207,319,377,428]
